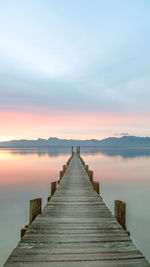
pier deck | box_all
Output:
[4,152,149,266]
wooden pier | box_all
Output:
[4,151,149,266]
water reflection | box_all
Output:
[82,147,150,158]
[8,148,71,157]
[4,146,150,158]
[0,148,150,266]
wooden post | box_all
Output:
[88,170,93,183]
[93,181,99,194]
[29,198,42,225]
[71,146,73,156]
[63,164,66,173]
[85,165,89,172]
[114,200,126,230]
[82,160,85,167]
[51,181,57,196]
[21,225,29,238]
[59,170,63,179]
[77,146,80,155]
[47,195,51,202]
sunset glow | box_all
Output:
[0,110,150,141]
[0,1,150,140]
[1,2,150,266]
[0,150,69,185]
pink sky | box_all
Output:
[0,110,149,141]
[0,1,150,142]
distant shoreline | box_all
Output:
[1,135,150,148]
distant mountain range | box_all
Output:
[0,136,150,148]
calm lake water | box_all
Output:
[0,147,150,266]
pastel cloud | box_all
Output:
[0,0,150,140]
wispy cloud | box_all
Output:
[114,133,129,137]
[0,0,150,139]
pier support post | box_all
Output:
[63,164,66,173]
[59,170,64,179]
[85,165,89,172]
[93,181,99,194]
[21,225,29,238]
[66,159,70,166]
[80,157,85,166]
[21,198,42,238]
[71,146,74,156]
[114,200,126,230]
[47,195,51,202]
[77,146,80,155]
[29,198,42,224]
[88,170,93,183]
[51,181,57,196]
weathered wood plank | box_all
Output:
[8,251,145,262]
[4,259,149,267]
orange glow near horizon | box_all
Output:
[0,110,150,141]
[0,150,69,185]
[0,149,150,187]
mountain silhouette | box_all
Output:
[0,136,150,147]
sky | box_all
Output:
[0,0,150,141]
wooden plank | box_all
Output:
[7,251,145,262]
[4,259,149,267]
[13,244,138,255]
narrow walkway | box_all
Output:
[4,153,149,266]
